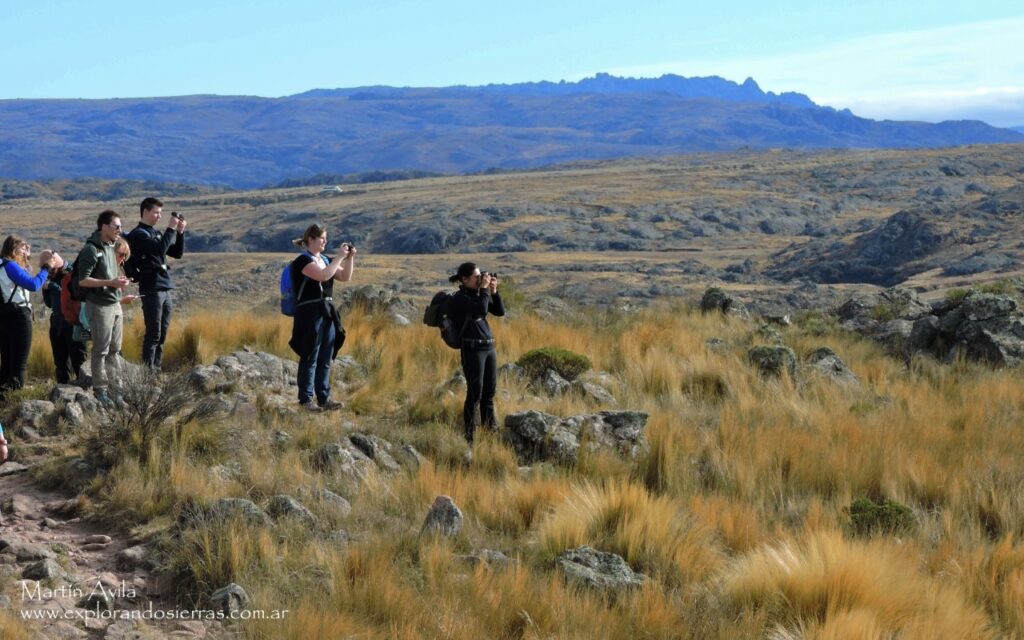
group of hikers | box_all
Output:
[0,199,185,405]
[0,202,506,444]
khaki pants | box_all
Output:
[85,301,123,392]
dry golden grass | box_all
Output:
[719,530,994,639]
[13,300,1024,639]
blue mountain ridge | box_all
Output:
[1,74,1020,188]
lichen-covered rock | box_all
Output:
[747,345,797,379]
[266,495,317,526]
[503,410,649,465]
[348,433,401,473]
[556,546,646,591]
[420,496,463,537]
[805,347,859,386]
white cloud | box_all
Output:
[606,17,1024,127]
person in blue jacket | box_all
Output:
[0,235,63,396]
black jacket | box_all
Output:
[449,286,505,346]
[125,223,184,293]
[288,253,345,360]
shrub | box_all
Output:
[792,310,837,337]
[847,496,915,536]
[516,347,592,381]
[945,288,970,305]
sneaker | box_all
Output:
[319,399,344,411]
[300,400,323,413]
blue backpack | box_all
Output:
[279,253,325,316]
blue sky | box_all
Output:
[1,0,1021,125]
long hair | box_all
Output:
[1,235,29,269]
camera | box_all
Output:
[340,242,355,252]
[171,211,185,220]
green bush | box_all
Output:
[847,496,915,536]
[792,310,837,337]
[944,288,970,305]
[517,347,592,381]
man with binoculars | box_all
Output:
[125,197,186,371]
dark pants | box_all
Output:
[0,305,32,394]
[297,314,336,405]
[142,290,173,370]
[49,324,87,384]
[461,346,497,443]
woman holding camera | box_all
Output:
[0,235,63,395]
[288,224,356,412]
[448,262,505,444]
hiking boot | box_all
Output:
[94,389,114,408]
[319,399,344,411]
[300,400,323,413]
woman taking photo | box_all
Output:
[448,262,505,444]
[288,224,356,412]
[0,236,63,395]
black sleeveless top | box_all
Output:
[291,253,334,302]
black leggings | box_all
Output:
[0,305,33,393]
[49,324,87,384]
[461,346,497,443]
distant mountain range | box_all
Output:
[1,73,1021,188]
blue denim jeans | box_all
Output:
[297,314,336,405]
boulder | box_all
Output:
[747,345,797,379]
[420,496,463,538]
[308,488,352,518]
[394,444,426,471]
[22,558,68,581]
[266,495,317,526]
[10,400,56,433]
[805,347,859,386]
[116,545,154,571]
[211,583,250,615]
[314,443,374,483]
[556,546,646,591]
[203,498,271,527]
[539,369,571,396]
[211,351,298,389]
[572,380,617,405]
[348,433,401,473]
[503,410,649,465]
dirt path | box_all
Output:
[1,455,232,640]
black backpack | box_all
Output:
[423,291,468,349]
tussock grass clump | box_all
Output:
[719,530,994,639]
[537,480,724,586]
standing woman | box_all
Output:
[0,236,63,395]
[288,224,356,412]
[42,261,88,385]
[448,262,505,444]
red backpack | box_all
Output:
[60,270,82,326]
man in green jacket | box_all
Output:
[76,210,133,405]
